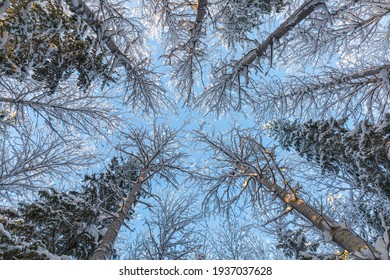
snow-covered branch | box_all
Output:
[254,64,390,122]
[0,127,96,200]
[125,189,203,260]
[0,77,118,136]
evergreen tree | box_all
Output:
[82,157,139,218]
[0,0,111,93]
[0,188,101,260]
[0,157,138,260]
[275,227,319,259]
[268,114,390,200]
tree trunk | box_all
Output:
[187,0,207,42]
[194,0,207,28]
[90,168,149,260]
[257,177,380,259]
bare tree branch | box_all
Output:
[125,188,203,260]
[0,77,119,136]
[0,127,96,200]
[254,64,390,122]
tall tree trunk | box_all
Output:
[198,130,382,258]
[194,0,207,30]
[257,176,380,259]
[91,168,149,260]
[187,0,207,45]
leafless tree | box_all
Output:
[125,187,203,260]
[195,127,382,259]
[206,212,268,259]
[140,0,287,107]
[266,0,390,123]
[277,0,390,70]
[188,0,390,124]
[91,124,187,259]
[0,75,121,200]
